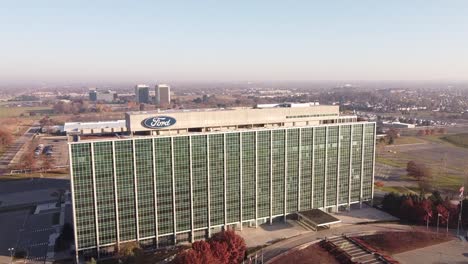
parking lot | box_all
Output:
[33,136,69,168]
[0,178,70,264]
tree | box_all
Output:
[429,191,444,205]
[173,241,220,264]
[210,230,246,264]
[117,242,142,263]
[436,204,449,225]
[61,223,74,241]
[19,149,37,171]
[386,128,400,144]
[54,224,74,252]
[0,129,14,147]
[419,199,433,224]
[172,250,204,264]
[406,161,431,181]
[172,230,246,264]
[85,258,97,264]
[40,155,55,171]
[382,192,402,216]
[192,241,219,264]
[400,196,415,219]
[209,241,229,264]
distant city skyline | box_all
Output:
[1,1,468,84]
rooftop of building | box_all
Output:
[64,120,126,132]
[127,102,329,116]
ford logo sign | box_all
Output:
[142,116,176,129]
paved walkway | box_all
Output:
[332,204,399,225]
[239,220,309,248]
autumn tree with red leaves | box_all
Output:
[210,230,246,264]
[436,204,450,224]
[172,230,246,264]
[406,161,431,181]
[0,129,13,147]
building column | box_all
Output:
[336,126,341,211]
[132,140,140,242]
[90,143,100,258]
[324,127,329,209]
[311,128,315,209]
[239,133,243,230]
[297,129,302,211]
[170,137,177,243]
[269,131,273,225]
[255,131,258,228]
[207,135,211,237]
[284,130,288,221]
[151,139,159,248]
[189,136,194,242]
[360,124,366,208]
[371,123,377,206]
[111,141,121,250]
[223,134,228,229]
[348,125,354,210]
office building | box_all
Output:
[89,88,98,102]
[89,88,117,102]
[155,84,171,107]
[135,84,150,103]
[69,103,376,258]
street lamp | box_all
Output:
[8,248,14,264]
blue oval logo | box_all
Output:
[142,116,176,129]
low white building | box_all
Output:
[64,120,127,135]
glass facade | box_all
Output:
[70,123,375,253]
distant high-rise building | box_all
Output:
[155,84,171,107]
[89,88,98,102]
[89,88,116,102]
[135,84,150,103]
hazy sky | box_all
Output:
[1,1,468,83]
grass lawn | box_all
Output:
[376,134,468,194]
[356,231,451,255]
[393,136,426,145]
[376,185,420,195]
[441,133,468,148]
[376,156,407,168]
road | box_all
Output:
[0,124,40,175]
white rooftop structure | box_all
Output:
[255,102,320,108]
[64,120,127,135]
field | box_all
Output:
[375,132,468,196]
[441,133,468,148]
[0,106,52,118]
